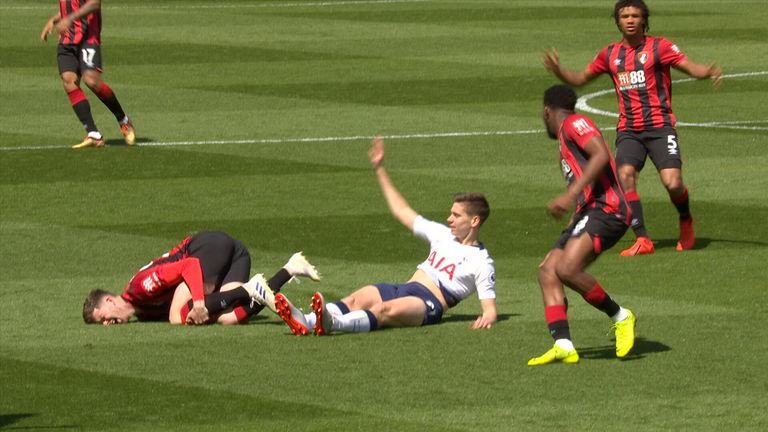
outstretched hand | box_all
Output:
[542,48,561,75]
[368,135,385,169]
[471,315,494,329]
[708,64,724,88]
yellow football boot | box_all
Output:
[612,309,637,358]
[527,344,579,366]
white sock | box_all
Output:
[612,307,629,322]
[326,302,342,317]
[304,312,316,329]
[333,310,371,333]
[555,338,574,351]
[87,131,102,139]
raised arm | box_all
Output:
[674,59,723,88]
[41,12,61,42]
[542,48,598,88]
[368,136,418,231]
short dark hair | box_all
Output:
[83,289,111,324]
[454,192,490,225]
[544,84,577,111]
[613,0,650,32]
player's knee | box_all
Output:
[554,260,580,284]
[538,263,558,285]
[664,177,684,194]
[83,75,102,90]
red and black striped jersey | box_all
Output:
[588,36,687,132]
[58,0,101,45]
[121,236,206,321]
[558,113,631,224]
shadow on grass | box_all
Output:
[578,337,671,361]
[442,313,519,323]
[104,136,155,147]
[653,237,768,251]
[0,413,76,429]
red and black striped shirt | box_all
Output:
[558,113,631,224]
[588,36,687,132]
[121,236,206,321]
[58,0,101,45]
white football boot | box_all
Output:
[284,252,321,282]
[243,273,276,313]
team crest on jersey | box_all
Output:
[638,51,648,65]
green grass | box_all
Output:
[1,0,767,430]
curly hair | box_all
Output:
[613,0,650,33]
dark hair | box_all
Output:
[453,192,490,225]
[83,289,111,324]
[544,84,577,111]
[613,0,650,32]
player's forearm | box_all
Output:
[68,0,101,21]
[556,68,592,87]
[375,166,417,229]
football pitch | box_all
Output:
[1,0,767,430]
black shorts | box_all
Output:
[57,43,103,75]
[615,127,682,172]
[186,232,251,287]
[554,209,629,255]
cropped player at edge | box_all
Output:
[528,85,636,366]
[41,0,136,148]
[274,136,497,336]
[543,0,722,255]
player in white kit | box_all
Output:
[274,136,497,335]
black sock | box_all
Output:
[628,199,649,238]
[548,320,571,341]
[267,268,291,293]
[241,268,293,318]
[72,100,98,133]
[672,188,691,220]
[188,287,250,315]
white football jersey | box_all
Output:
[413,216,496,307]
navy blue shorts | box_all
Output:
[374,282,444,325]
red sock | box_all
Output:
[583,283,607,307]
[233,306,250,323]
[544,304,568,324]
[179,303,190,324]
[92,82,114,100]
[67,88,87,106]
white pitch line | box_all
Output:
[0,129,542,152]
[577,71,768,129]
[0,0,429,11]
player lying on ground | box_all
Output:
[528,85,637,366]
[82,231,320,325]
[274,136,497,336]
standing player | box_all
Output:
[41,0,136,148]
[82,231,321,325]
[542,0,722,255]
[273,136,497,336]
[528,85,636,365]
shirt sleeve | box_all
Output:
[475,262,496,300]
[127,257,205,302]
[659,38,687,66]
[412,215,453,243]
[587,46,610,76]
[564,115,602,150]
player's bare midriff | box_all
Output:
[408,269,449,310]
